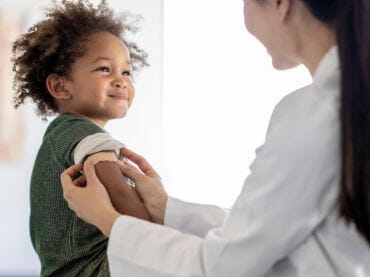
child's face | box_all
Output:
[64,31,135,126]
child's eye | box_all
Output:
[96,66,110,72]
[122,71,132,77]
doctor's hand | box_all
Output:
[61,162,120,237]
[118,147,168,224]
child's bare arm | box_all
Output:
[85,152,152,221]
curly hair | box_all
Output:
[12,0,148,118]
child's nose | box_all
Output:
[112,78,126,88]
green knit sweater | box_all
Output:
[30,113,110,276]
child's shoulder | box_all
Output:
[39,113,108,165]
[42,113,107,152]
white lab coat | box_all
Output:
[107,47,370,276]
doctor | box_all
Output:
[61,0,370,276]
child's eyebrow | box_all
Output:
[91,57,132,65]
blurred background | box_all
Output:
[0,0,311,275]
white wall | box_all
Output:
[107,0,164,171]
[162,0,312,207]
[0,0,163,274]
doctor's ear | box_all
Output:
[46,73,72,100]
[271,0,292,21]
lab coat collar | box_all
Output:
[312,46,339,86]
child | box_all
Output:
[11,0,151,275]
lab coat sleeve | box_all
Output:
[164,197,229,237]
[107,91,340,276]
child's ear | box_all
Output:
[46,73,72,100]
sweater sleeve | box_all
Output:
[164,197,229,237]
[49,114,107,167]
[73,133,125,164]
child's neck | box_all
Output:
[59,109,107,127]
[88,117,107,127]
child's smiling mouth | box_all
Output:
[108,92,128,100]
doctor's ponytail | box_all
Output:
[336,0,370,245]
[301,0,370,245]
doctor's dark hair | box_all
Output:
[12,0,148,118]
[299,0,370,245]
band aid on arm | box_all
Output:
[74,133,125,165]
[85,151,118,165]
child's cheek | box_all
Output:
[128,86,135,107]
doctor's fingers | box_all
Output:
[121,159,139,171]
[61,164,83,190]
[120,147,159,178]
[74,175,86,187]
[61,176,89,213]
[83,160,103,187]
[62,178,81,204]
[116,160,147,182]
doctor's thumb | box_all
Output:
[83,160,101,186]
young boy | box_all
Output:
[12,0,151,275]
